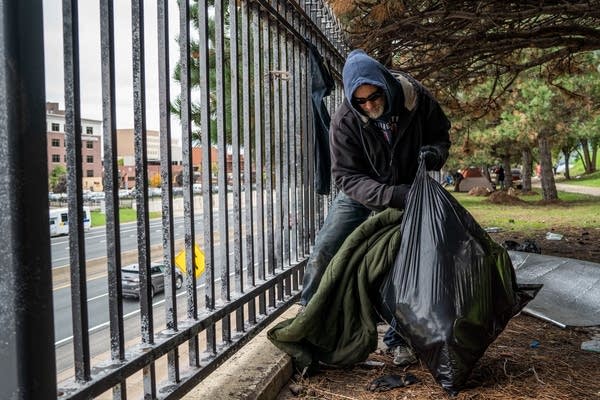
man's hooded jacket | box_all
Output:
[331,49,451,210]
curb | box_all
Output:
[182,305,299,400]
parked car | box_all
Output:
[510,168,521,181]
[121,262,183,299]
[489,166,523,189]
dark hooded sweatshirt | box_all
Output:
[331,49,451,210]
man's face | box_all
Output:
[353,84,385,119]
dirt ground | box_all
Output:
[277,205,600,399]
[487,227,600,264]
[278,315,600,399]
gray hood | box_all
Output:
[342,49,404,118]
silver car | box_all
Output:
[121,262,183,299]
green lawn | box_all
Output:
[91,208,162,227]
[555,157,600,187]
[556,170,600,187]
[89,191,599,236]
[452,190,600,233]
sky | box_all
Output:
[43,0,183,134]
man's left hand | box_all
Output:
[419,146,442,171]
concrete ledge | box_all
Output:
[182,305,299,400]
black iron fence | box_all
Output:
[1,0,346,398]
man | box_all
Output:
[497,166,505,190]
[300,49,451,366]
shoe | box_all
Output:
[391,345,417,366]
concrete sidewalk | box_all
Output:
[182,305,300,400]
[553,182,600,196]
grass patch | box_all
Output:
[91,208,162,227]
[554,156,600,187]
[452,190,600,233]
[556,170,600,187]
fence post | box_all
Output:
[0,0,56,399]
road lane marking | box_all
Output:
[54,256,241,346]
[88,292,108,302]
[54,290,189,347]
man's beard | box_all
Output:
[365,105,384,119]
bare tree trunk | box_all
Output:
[562,147,571,180]
[521,148,532,192]
[502,157,512,189]
[538,135,558,201]
[482,164,491,182]
[591,138,598,172]
[580,138,593,174]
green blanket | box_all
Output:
[267,208,403,373]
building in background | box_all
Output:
[46,102,103,191]
[116,128,183,189]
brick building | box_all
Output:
[46,102,103,191]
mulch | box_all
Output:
[277,189,600,399]
[277,225,600,399]
[278,315,600,399]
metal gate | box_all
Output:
[0,0,346,398]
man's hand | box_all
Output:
[419,146,442,171]
[392,184,411,209]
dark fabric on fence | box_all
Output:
[307,40,335,195]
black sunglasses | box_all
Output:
[353,89,384,105]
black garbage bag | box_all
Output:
[380,160,540,395]
[502,239,542,254]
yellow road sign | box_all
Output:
[174,244,205,278]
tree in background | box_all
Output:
[49,165,67,193]
[547,52,600,175]
[446,51,600,199]
[171,0,234,145]
[149,173,161,188]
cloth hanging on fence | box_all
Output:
[306,40,335,195]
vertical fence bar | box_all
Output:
[214,0,231,345]
[304,42,316,254]
[198,0,217,355]
[293,24,304,263]
[180,0,200,368]
[157,0,180,385]
[272,16,284,302]
[272,12,282,270]
[314,38,324,229]
[241,0,256,325]
[287,13,299,291]
[229,0,245,334]
[251,3,266,315]
[299,28,311,256]
[0,1,56,398]
[99,0,126,397]
[262,10,275,310]
[279,5,292,296]
[131,1,156,396]
[62,0,91,383]
[280,6,290,270]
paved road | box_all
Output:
[553,182,600,196]
[50,214,207,268]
